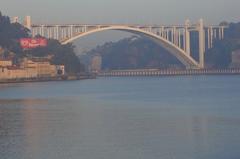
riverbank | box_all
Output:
[0,74,96,84]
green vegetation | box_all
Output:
[0,12,29,57]
[25,39,85,74]
[83,36,183,70]
[0,12,84,74]
[23,39,84,74]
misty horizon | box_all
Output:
[1,0,240,25]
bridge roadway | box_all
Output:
[99,69,240,77]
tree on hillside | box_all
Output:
[225,22,240,39]
[25,39,85,74]
[0,12,29,55]
[83,36,183,70]
[205,22,240,68]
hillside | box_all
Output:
[205,22,240,68]
[83,36,184,70]
[0,12,85,74]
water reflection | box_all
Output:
[0,77,240,159]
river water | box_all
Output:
[0,76,240,159]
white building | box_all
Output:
[0,57,65,80]
[24,16,31,30]
[12,17,19,23]
[0,58,13,67]
[91,54,102,73]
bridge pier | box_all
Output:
[184,20,191,56]
[198,19,205,68]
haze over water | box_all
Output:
[0,76,240,159]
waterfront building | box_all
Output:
[56,65,65,75]
[91,54,102,73]
[24,16,31,30]
[0,47,4,55]
[0,58,13,67]
[231,49,240,68]
[1,67,30,79]
[12,17,19,23]
[20,57,57,77]
[0,57,65,80]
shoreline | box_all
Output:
[0,74,96,84]
[1,69,240,84]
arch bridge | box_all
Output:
[29,19,227,69]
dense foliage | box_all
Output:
[0,12,29,56]
[0,12,84,74]
[83,36,183,70]
[25,39,85,74]
[205,22,240,68]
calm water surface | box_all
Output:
[0,76,240,159]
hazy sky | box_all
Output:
[1,0,240,25]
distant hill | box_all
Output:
[82,36,184,70]
[205,22,240,68]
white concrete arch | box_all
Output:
[61,26,200,69]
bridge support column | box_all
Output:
[67,27,71,38]
[174,28,179,46]
[177,30,180,46]
[31,28,35,37]
[166,29,169,40]
[207,28,211,49]
[178,30,182,48]
[41,25,45,37]
[50,28,53,39]
[214,29,217,39]
[47,28,51,39]
[221,27,224,39]
[55,26,59,40]
[184,20,191,56]
[161,26,164,38]
[60,28,63,39]
[63,27,67,39]
[171,28,174,43]
[218,28,222,39]
[62,28,65,39]
[37,27,41,36]
[172,27,177,45]
[210,27,213,48]
[198,19,205,68]
[219,27,225,40]
[70,25,73,37]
